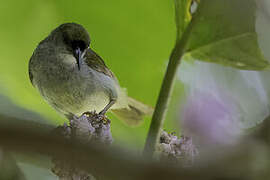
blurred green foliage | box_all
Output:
[0,0,180,147]
[0,0,267,149]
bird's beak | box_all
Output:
[75,48,83,70]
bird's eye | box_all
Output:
[71,40,86,51]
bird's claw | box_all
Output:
[82,111,96,117]
[82,111,110,124]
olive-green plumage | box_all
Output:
[29,23,152,125]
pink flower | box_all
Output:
[181,91,241,146]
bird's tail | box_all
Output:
[111,97,153,126]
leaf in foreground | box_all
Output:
[181,0,269,70]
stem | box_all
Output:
[143,6,198,157]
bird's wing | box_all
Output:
[84,48,116,79]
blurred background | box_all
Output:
[1,0,270,179]
[0,0,183,148]
[0,1,184,179]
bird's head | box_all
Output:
[49,23,91,70]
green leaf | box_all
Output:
[182,0,269,70]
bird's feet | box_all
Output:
[98,109,106,116]
[82,111,110,125]
[82,111,96,117]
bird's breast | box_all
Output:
[32,53,118,116]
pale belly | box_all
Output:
[34,62,117,117]
[42,85,111,116]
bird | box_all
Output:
[28,23,153,126]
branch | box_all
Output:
[0,115,197,180]
[0,114,270,179]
